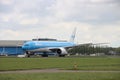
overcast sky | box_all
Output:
[0,0,120,47]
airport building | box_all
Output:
[0,40,27,56]
[0,38,57,56]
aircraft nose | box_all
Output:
[22,44,29,50]
[22,41,35,50]
[22,45,26,50]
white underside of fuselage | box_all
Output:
[27,48,52,53]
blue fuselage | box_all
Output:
[22,41,75,51]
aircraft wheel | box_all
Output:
[26,51,30,57]
[27,54,30,57]
[42,53,48,57]
[59,54,65,57]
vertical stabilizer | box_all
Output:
[70,27,77,42]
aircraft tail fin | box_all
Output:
[69,27,77,42]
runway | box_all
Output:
[0,69,120,74]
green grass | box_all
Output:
[0,72,120,80]
[0,57,120,80]
[0,57,120,71]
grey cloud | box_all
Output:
[13,0,55,17]
[0,0,120,25]
[54,0,120,24]
[0,3,13,13]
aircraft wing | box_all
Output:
[64,43,93,49]
[66,43,109,48]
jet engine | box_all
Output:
[56,48,67,57]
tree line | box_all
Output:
[68,45,120,55]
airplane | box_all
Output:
[22,28,78,57]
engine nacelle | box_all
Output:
[56,48,67,55]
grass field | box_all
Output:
[0,72,120,80]
[0,56,120,71]
[0,56,120,80]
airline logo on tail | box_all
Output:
[70,27,76,42]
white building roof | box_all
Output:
[0,40,29,47]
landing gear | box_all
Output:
[25,51,31,57]
[58,54,65,57]
[41,52,48,57]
